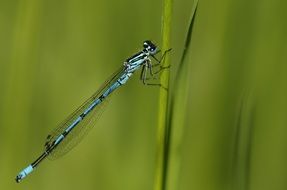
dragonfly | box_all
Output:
[15,40,170,183]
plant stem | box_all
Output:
[154,0,173,190]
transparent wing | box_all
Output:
[44,66,126,160]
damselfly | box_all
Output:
[15,40,170,183]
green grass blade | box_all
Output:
[231,92,255,190]
[154,0,173,190]
[166,1,198,190]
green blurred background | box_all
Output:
[1,0,287,190]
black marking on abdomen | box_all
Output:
[99,95,104,101]
[117,80,122,85]
[62,131,68,137]
[80,113,86,119]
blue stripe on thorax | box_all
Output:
[126,51,146,63]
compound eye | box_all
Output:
[143,40,157,53]
[143,42,149,49]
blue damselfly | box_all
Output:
[15,40,170,183]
